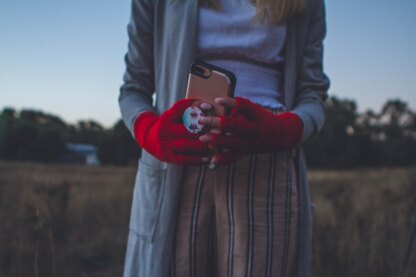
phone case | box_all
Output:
[185,61,236,116]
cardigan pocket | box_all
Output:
[129,158,167,243]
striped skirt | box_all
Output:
[171,150,299,277]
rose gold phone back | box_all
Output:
[186,71,232,116]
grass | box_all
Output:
[0,162,415,276]
[0,162,135,277]
[309,168,416,277]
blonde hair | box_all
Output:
[200,0,305,25]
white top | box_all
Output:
[197,0,287,110]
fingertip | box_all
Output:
[214,97,226,105]
[199,134,211,143]
[215,97,237,109]
[198,116,211,125]
[200,102,213,110]
[210,128,221,135]
[208,163,218,170]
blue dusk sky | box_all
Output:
[1,0,415,127]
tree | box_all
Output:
[305,97,416,168]
[0,108,17,159]
[97,120,140,165]
[69,120,104,145]
[374,99,416,166]
[33,129,66,162]
[304,96,365,168]
[0,108,68,161]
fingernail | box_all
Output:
[198,117,211,124]
[199,135,210,143]
[215,97,226,104]
[200,103,212,110]
[208,163,218,170]
[210,129,221,135]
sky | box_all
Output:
[1,0,415,128]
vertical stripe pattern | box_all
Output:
[227,163,236,277]
[245,155,257,277]
[292,149,302,276]
[266,151,277,277]
[171,199,177,277]
[281,152,293,276]
[190,166,206,277]
[173,148,299,277]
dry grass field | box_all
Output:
[0,162,415,277]
[309,168,416,277]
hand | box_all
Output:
[198,97,303,166]
[134,98,210,166]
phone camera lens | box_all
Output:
[192,65,210,78]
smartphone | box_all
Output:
[185,61,236,116]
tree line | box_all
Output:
[0,96,415,168]
[304,97,416,168]
[0,109,139,165]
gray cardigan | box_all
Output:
[119,0,330,276]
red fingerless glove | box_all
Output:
[133,99,209,166]
[211,97,303,164]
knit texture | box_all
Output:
[134,99,209,166]
[210,97,303,164]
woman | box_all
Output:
[119,0,330,276]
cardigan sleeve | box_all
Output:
[118,0,156,134]
[292,0,330,143]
